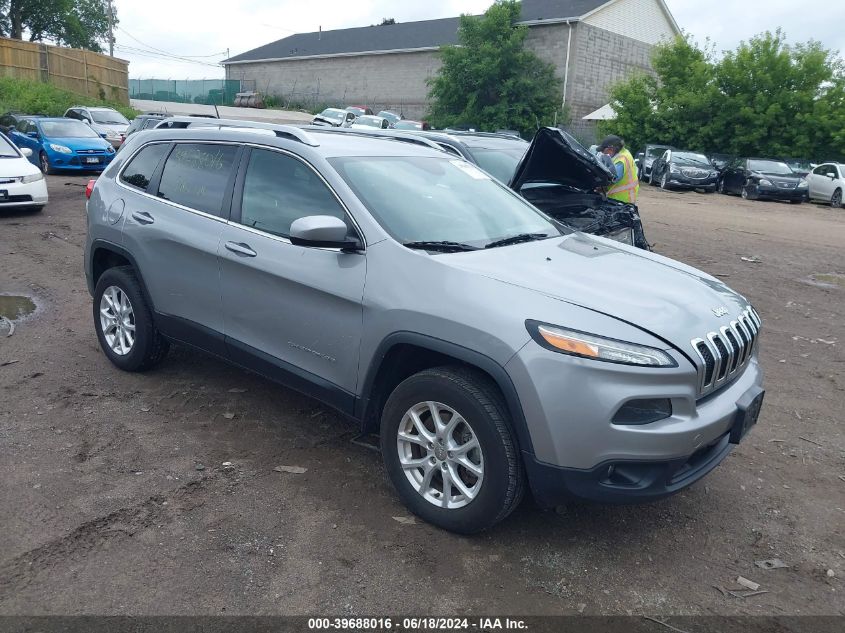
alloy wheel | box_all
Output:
[40,153,49,174]
[99,285,136,355]
[832,189,842,209]
[396,401,484,510]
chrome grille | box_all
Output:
[691,307,761,397]
[681,168,710,179]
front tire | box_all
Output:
[39,152,54,175]
[660,172,671,190]
[380,367,525,534]
[741,184,758,200]
[93,266,169,372]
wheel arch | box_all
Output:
[89,240,156,313]
[356,332,534,455]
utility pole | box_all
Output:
[107,0,114,56]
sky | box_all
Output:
[114,0,843,79]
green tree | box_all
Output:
[427,0,561,137]
[0,0,113,51]
[600,31,845,161]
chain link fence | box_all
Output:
[128,79,241,106]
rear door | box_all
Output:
[724,159,745,193]
[219,146,366,404]
[119,141,241,354]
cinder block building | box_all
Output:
[223,0,680,141]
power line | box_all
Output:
[116,26,226,62]
[114,44,222,68]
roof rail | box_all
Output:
[153,116,320,147]
[303,126,444,151]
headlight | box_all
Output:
[605,228,634,245]
[21,172,44,183]
[669,165,680,174]
[797,179,808,188]
[526,321,677,367]
[758,178,772,186]
[49,143,72,154]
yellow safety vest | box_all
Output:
[607,148,640,204]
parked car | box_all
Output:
[9,117,116,174]
[86,121,764,533]
[350,115,390,130]
[0,111,34,135]
[709,153,735,175]
[345,105,373,117]
[312,108,356,127]
[718,158,807,203]
[783,158,814,178]
[64,106,130,148]
[393,120,430,131]
[635,144,672,181]
[124,112,172,139]
[806,163,845,208]
[0,130,48,212]
[370,128,650,250]
[650,149,718,192]
[376,110,403,125]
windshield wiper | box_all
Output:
[484,233,548,249]
[403,240,480,253]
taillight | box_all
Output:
[85,179,96,199]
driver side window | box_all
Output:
[238,148,347,239]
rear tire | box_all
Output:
[93,266,169,372]
[380,366,525,534]
[832,188,842,209]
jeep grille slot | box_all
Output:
[691,308,760,397]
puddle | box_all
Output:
[0,295,36,321]
[805,273,844,289]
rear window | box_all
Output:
[156,143,239,216]
[120,143,170,191]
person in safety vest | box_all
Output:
[598,135,639,204]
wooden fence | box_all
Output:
[0,37,129,105]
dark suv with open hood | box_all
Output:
[329,127,650,250]
[718,158,808,202]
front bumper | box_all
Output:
[48,152,114,171]
[506,341,764,505]
[666,174,718,189]
[0,178,49,208]
[755,184,806,201]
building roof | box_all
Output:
[225,1,612,64]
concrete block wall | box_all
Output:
[226,50,442,120]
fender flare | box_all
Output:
[356,331,535,455]
[88,239,156,313]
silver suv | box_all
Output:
[84,122,765,533]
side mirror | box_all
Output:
[83,118,91,125]
[289,215,360,250]
[636,152,645,159]
[20,147,32,157]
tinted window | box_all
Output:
[467,147,527,183]
[121,143,169,191]
[157,143,238,216]
[240,149,345,238]
[16,120,28,133]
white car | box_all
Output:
[350,115,390,130]
[0,132,48,212]
[807,163,844,208]
[64,106,130,148]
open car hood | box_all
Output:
[509,127,615,192]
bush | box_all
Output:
[0,77,138,120]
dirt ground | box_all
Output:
[0,176,842,616]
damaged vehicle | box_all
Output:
[349,127,650,250]
[510,128,650,249]
[311,108,356,128]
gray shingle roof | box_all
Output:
[225,1,611,63]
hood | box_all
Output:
[92,122,128,133]
[48,137,113,151]
[312,116,340,127]
[0,154,41,178]
[752,171,802,182]
[443,234,751,352]
[509,127,615,193]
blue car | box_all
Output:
[9,117,115,174]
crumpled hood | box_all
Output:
[444,234,751,352]
[510,127,615,192]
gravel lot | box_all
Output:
[0,176,843,616]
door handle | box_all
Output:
[131,211,154,225]
[225,241,257,257]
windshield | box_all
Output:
[785,159,811,171]
[0,134,20,157]
[329,156,562,248]
[91,110,129,125]
[673,152,710,166]
[466,147,527,183]
[39,120,100,138]
[354,117,383,128]
[318,109,345,122]
[647,146,667,158]
[749,159,793,175]
[378,111,401,123]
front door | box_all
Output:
[220,146,366,402]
